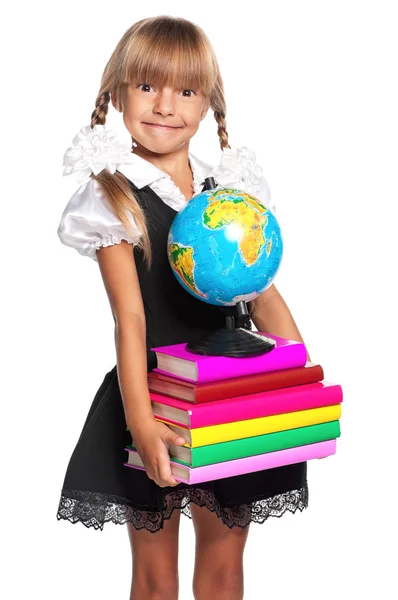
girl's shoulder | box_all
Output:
[57,178,142,262]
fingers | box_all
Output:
[146,431,185,487]
[164,431,186,448]
[138,424,186,488]
[156,456,178,487]
[146,444,179,488]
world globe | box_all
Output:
[167,187,283,308]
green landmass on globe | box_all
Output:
[168,242,208,299]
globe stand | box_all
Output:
[186,301,276,357]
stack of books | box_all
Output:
[124,333,342,484]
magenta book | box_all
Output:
[152,332,307,383]
[150,380,343,428]
[124,439,337,484]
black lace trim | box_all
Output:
[56,483,309,533]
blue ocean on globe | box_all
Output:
[167,187,283,307]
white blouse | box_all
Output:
[57,149,275,262]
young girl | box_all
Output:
[57,15,311,600]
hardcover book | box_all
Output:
[151,332,307,384]
[147,361,324,404]
[124,439,337,484]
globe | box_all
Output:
[167,187,283,308]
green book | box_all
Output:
[126,420,341,468]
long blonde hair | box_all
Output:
[90,15,231,270]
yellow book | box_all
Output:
[156,404,342,447]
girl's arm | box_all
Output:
[96,240,155,427]
[96,239,186,488]
[249,284,311,361]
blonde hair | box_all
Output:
[90,15,231,269]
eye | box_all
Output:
[137,83,154,92]
[180,89,196,97]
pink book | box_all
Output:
[150,380,343,428]
[152,332,307,384]
[124,439,337,484]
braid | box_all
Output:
[214,109,231,151]
[90,91,111,128]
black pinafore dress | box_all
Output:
[56,179,309,533]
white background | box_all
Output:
[2,1,397,598]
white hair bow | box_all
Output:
[62,124,136,184]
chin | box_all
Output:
[141,138,189,154]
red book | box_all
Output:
[148,361,324,404]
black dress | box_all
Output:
[56,178,309,533]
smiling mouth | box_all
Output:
[143,123,181,129]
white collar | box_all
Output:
[116,150,214,191]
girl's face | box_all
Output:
[114,81,209,155]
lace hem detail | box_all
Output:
[56,483,309,533]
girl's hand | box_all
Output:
[129,417,186,488]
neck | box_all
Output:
[133,143,192,181]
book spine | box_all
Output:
[189,403,342,446]
[188,439,337,484]
[189,420,341,467]
[195,363,324,403]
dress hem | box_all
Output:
[56,482,309,533]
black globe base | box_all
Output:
[186,327,276,357]
[186,301,276,357]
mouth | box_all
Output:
[143,123,182,130]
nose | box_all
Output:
[153,87,175,117]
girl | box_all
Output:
[57,15,311,600]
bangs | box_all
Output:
[119,19,215,96]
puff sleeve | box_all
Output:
[57,178,143,261]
